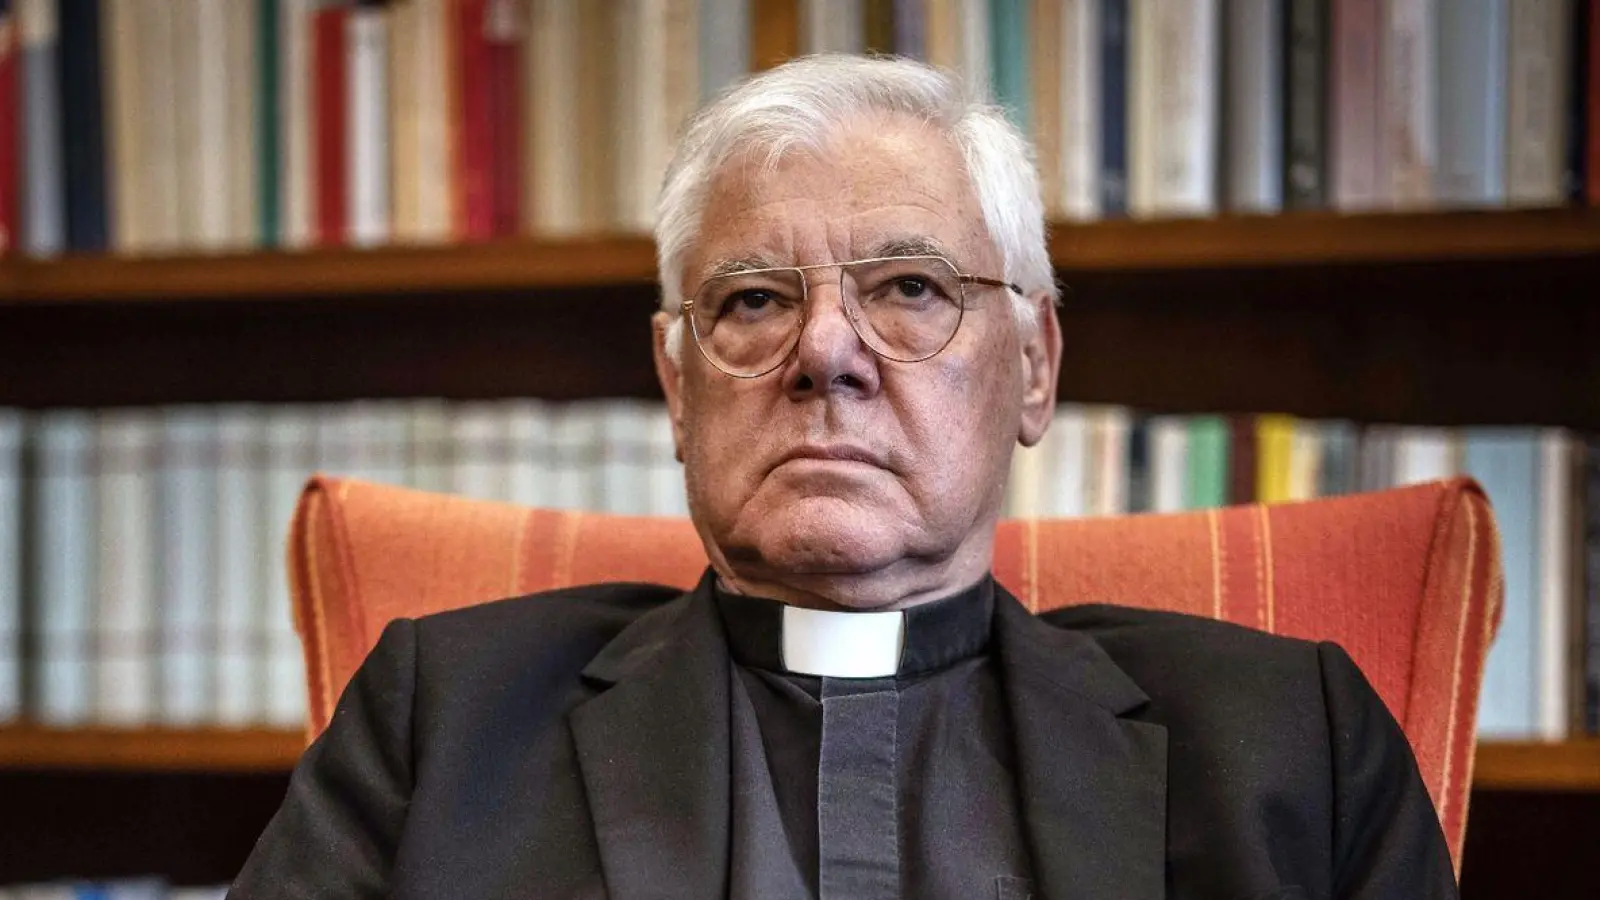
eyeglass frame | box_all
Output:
[680,254,1026,379]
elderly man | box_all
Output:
[231,55,1456,899]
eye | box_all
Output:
[722,289,777,317]
[892,277,929,299]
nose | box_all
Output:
[780,276,882,399]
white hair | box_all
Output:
[653,54,1057,358]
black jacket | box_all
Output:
[230,574,1458,899]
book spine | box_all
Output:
[313,4,348,246]
[1435,0,1509,207]
[34,410,95,725]
[892,0,924,58]
[214,407,265,726]
[528,0,582,234]
[1589,0,1599,206]
[58,0,109,251]
[1226,0,1286,213]
[1099,0,1129,216]
[449,402,510,501]
[1583,435,1600,733]
[486,0,522,237]
[1057,0,1101,221]
[1329,0,1384,209]
[226,0,260,250]
[281,0,316,248]
[1255,414,1296,503]
[1227,414,1258,504]
[1031,0,1063,219]
[1316,420,1358,495]
[1506,0,1572,206]
[698,0,749,103]
[1284,0,1329,209]
[1380,0,1438,208]
[1464,429,1540,736]
[192,0,230,252]
[1041,405,1088,517]
[1565,0,1591,202]
[0,1,16,255]
[456,0,495,240]
[0,410,20,722]
[1287,419,1323,500]
[96,410,158,726]
[347,3,390,247]
[263,408,313,728]
[157,408,218,726]
[1538,429,1574,740]
[504,399,550,508]
[989,0,1031,133]
[19,0,64,257]
[1183,415,1229,509]
[258,0,281,246]
[1149,416,1189,514]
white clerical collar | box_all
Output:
[780,605,906,678]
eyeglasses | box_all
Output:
[682,255,1023,378]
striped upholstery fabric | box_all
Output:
[288,475,1500,867]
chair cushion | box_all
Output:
[288,476,1499,867]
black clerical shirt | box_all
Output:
[714,578,1035,900]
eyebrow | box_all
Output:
[701,236,961,279]
[705,255,787,278]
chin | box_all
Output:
[741,496,907,576]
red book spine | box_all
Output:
[456,0,494,241]
[0,11,16,255]
[1589,1,1599,207]
[486,4,521,238]
[314,6,349,247]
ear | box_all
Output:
[1017,292,1062,448]
[652,311,689,462]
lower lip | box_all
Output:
[779,456,882,471]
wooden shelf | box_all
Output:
[0,725,305,773]
[1,725,1596,788]
[1473,740,1600,792]
[2,209,1595,305]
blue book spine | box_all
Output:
[58,0,110,252]
[1100,0,1129,216]
[1463,429,1542,737]
[1436,0,1508,206]
[988,0,1030,133]
[20,0,65,257]
[892,0,924,59]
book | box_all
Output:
[263,407,314,727]
[157,408,219,726]
[227,0,261,250]
[58,0,109,251]
[1315,419,1359,495]
[1507,0,1574,207]
[1584,435,1600,733]
[802,0,864,54]
[18,0,64,257]
[1149,415,1189,514]
[1329,0,1385,209]
[1287,418,1323,501]
[698,0,748,102]
[1183,415,1229,509]
[0,409,20,722]
[989,0,1031,133]
[1088,406,1130,516]
[214,406,266,726]
[1435,0,1509,207]
[96,409,159,726]
[1255,414,1295,503]
[280,0,318,248]
[1463,429,1541,737]
[486,0,523,237]
[893,0,925,58]
[257,0,281,246]
[313,2,349,245]
[527,0,583,235]
[0,0,15,254]
[1129,0,1222,217]
[1225,0,1285,213]
[1589,0,1599,206]
[1380,0,1438,208]
[1045,405,1091,517]
[190,0,231,251]
[1056,0,1101,220]
[347,1,390,247]
[1538,429,1575,739]
[32,410,95,725]
[506,398,553,509]
[1394,426,1458,485]
[455,0,494,241]
[1099,0,1129,215]
[449,401,511,502]
[1227,414,1258,504]
[1284,0,1330,209]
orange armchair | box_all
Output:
[288,475,1500,867]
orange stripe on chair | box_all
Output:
[287,475,1500,867]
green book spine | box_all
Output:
[988,0,1030,131]
[1184,416,1230,509]
[257,0,281,247]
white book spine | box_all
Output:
[214,407,266,726]
[1058,0,1102,221]
[1149,417,1189,514]
[158,407,219,726]
[18,0,65,257]
[1394,426,1458,485]
[368,402,413,488]
[957,0,991,101]
[1381,0,1438,209]
[1226,0,1285,212]
[697,0,749,103]
[194,0,231,251]
[506,400,552,509]
[171,0,206,249]
[802,0,864,53]
[35,411,96,725]
[1090,407,1130,517]
[624,0,673,234]
[0,411,22,722]
[1288,420,1323,501]
[450,402,512,502]
[599,402,654,515]
[1435,0,1508,206]
[1505,0,1573,206]
[104,0,144,254]
[551,405,600,510]
[406,399,454,492]
[281,0,317,248]
[140,0,182,252]
[529,0,584,234]
[264,408,315,728]
[96,410,159,726]
[225,0,260,248]
[347,6,391,247]
[1044,405,1090,518]
[1006,434,1048,519]
[646,406,687,516]
[1537,429,1572,740]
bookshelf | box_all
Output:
[2,726,1596,790]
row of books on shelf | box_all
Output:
[5,0,1597,262]
[0,882,225,900]
[0,398,686,730]
[1002,410,1600,741]
[0,400,1595,742]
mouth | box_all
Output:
[774,444,889,471]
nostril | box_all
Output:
[834,373,863,390]
[795,374,815,392]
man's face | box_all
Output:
[655,115,1061,609]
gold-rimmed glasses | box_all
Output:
[682,255,1023,378]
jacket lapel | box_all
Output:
[994,590,1169,900]
[569,576,730,900]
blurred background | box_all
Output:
[1,0,1597,896]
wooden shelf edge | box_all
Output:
[3,209,1596,305]
[1473,739,1600,792]
[1,726,1597,787]
[0,725,306,773]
